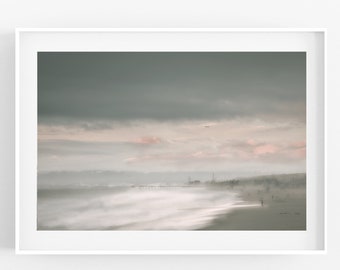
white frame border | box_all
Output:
[15,28,327,255]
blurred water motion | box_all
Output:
[38,186,242,230]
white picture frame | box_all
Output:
[15,28,326,254]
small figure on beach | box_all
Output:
[260,198,264,207]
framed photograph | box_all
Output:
[15,28,326,254]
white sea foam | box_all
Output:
[37,186,255,230]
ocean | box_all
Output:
[37,185,244,230]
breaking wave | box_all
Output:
[37,186,250,230]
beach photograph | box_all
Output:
[37,52,306,230]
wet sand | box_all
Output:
[201,186,306,230]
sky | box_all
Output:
[38,52,306,175]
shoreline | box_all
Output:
[200,186,306,230]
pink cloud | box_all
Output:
[254,144,279,155]
[246,139,258,146]
[131,136,162,145]
[124,138,306,165]
[219,139,307,162]
[291,140,306,148]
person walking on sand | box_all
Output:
[260,198,264,207]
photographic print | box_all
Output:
[37,52,306,231]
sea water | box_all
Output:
[37,185,244,230]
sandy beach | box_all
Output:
[38,173,306,230]
[202,176,306,230]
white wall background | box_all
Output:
[0,0,338,269]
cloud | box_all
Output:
[38,52,306,124]
[130,136,162,145]
[38,117,305,173]
[123,138,305,167]
[79,121,114,131]
[38,140,128,156]
[254,144,279,155]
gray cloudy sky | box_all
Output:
[38,52,306,174]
